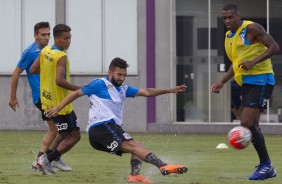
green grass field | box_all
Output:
[0,131,281,184]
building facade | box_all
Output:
[0,0,281,133]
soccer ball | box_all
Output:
[228,126,252,149]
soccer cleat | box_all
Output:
[160,164,188,176]
[249,162,277,180]
[52,158,72,171]
[127,174,153,183]
[31,159,41,171]
[37,153,56,175]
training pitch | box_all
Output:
[0,131,280,184]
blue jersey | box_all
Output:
[81,77,139,129]
[81,77,139,99]
[242,73,275,85]
[17,42,42,104]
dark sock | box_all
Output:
[37,152,44,158]
[249,125,270,163]
[46,149,52,155]
[144,153,167,168]
[47,149,61,163]
[130,159,142,176]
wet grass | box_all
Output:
[0,131,281,184]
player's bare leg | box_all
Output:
[121,140,188,176]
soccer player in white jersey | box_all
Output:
[47,57,188,183]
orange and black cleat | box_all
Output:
[127,174,153,183]
[160,164,188,176]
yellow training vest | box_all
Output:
[225,20,273,86]
[40,46,73,115]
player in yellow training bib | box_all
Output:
[211,4,280,181]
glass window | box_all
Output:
[0,0,55,74]
[66,0,103,74]
[270,0,282,122]
[0,0,21,73]
[66,0,137,74]
[175,0,280,122]
[175,0,210,122]
[104,0,138,74]
[22,0,56,48]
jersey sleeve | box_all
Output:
[17,49,33,70]
[126,86,139,97]
[81,79,105,96]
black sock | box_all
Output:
[46,149,52,155]
[144,153,167,168]
[249,125,270,163]
[37,152,44,158]
[130,159,142,176]
[47,149,61,163]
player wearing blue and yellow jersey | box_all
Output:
[211,4,280,180]
[46,58,188,183]
[9,22,72,172]
[30,24,81,175]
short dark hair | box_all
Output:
[109,58,129,71]
[223,4,239,12]
[34,22,50,34]
[53,24,71,37]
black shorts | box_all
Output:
[35,100,51,121]
[242,84,274,110]
[50,111,80,134]
[88,122,133,156]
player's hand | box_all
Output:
[9,98,19,111]
[238,61,255,70]
[172,84,187,93]
[211,82,223,94]
[46,107,59,118]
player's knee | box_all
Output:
[241,120,253,128]
[124,140,143,152]
[73,130,81,141]
[240,116,255,128]
[134,141,144,147]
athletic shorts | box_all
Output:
[35,100,51,121]
[88,122,133,156]
[50,111,80,134]
[241,84,274,110]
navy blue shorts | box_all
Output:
[88,122,133,156]
[242,84,274,110]
[35,100,51,121]
[50,111,80,134]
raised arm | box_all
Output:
[47,89,84,117]
[135,84,187,97]
[238,23,280,70]
[56,56,80,91]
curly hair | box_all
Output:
[109,57,129,71]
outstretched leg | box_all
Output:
[121,140,188,176]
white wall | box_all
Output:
[0,0,56,74]
[66,0,138,74]
[0,0,137,75]
[0,0,149,132]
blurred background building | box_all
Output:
[1,0,281,133]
